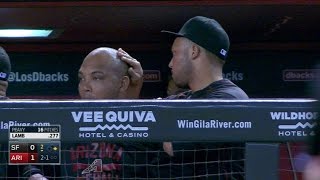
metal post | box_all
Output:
[245,143,279,180]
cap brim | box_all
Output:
[161,30,184,43]
[160,30,184,37]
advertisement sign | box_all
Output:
[0,100,316,143]
[8,53,84,96]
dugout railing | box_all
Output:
[0,99,316,180]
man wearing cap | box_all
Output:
[162,16,248,99]
[0,46,48,180]
[126,16,248,179]
[161,15,248,179]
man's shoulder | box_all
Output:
[207,89,249,99]
[207,79,249,99]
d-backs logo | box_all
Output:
[82,159,102,175]
[71,111,156,138]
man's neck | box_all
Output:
[189,76,223,92]
[189,66,223,92]
[189,55,224,92]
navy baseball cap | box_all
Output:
[161,16,230,61]
[0,47,11,81]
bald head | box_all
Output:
[84,47,128,78]
[78,47,130,99]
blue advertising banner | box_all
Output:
[0,100,316,143]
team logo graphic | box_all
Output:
[81,159,102,175]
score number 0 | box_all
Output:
[29,144,37,161]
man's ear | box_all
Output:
[119,75,130,93]
[191,44,200,60]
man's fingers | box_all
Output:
[117,51,131,59]
[117,48,140,67]
[117,48,143,85]
[128,67,136,79]
[118,48,127,54]
[118,48,131,57]
[120,56,140,68]
[128,67,143,80]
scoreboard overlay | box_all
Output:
[8,125,61,165]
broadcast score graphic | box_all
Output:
[8,125,61,165]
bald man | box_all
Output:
[79,47,143,100]
[62,47,145,179]
[78,47,130,99]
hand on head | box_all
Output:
[117,48,143,99]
